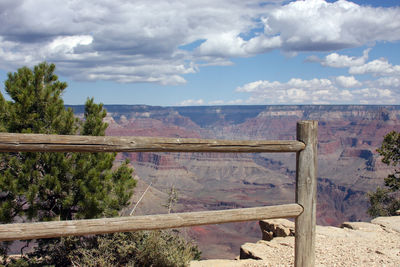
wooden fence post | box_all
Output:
[295,120,318,267]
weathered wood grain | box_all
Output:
[295,120,318,267]
[0,204,303,241]
[0,133,305,153]
[0,122,318,267]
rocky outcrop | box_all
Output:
[258,219,295,241]
[371,216,400,233]
[191,216,400,266]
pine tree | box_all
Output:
[0,62,136,255]
[0,93,7,132]
[0,63,200,266]
[368,131,400,217]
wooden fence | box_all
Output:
[0,120,317,267]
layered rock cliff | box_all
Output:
[68,104,400,259]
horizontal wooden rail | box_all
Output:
[0,133,305,153]
[0,204,303,241]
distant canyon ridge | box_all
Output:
[68,104,400,259]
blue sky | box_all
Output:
[0,0,400,106]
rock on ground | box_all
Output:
[190,216,400,267]
[258,219,295,241]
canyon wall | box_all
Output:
[68,104,400,259]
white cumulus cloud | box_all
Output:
[335,76,362,88]
[237,74,400,105]
[376,77,400,88]
[179,99,204,106]
[0,0,399,84]
[261,0,400,52]
[309,48,370,68]
[237,78,340,104]
[306,48,400,103]
[349,58,400,76]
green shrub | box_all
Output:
[9,230,200,267]
[368,187,400,218]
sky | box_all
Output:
[0,0,400,106]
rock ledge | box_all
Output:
[190,216,400,267]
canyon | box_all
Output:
[69,104,400,259]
